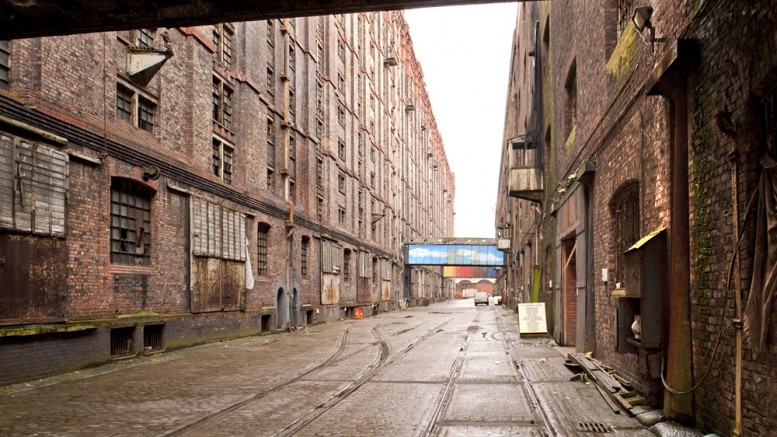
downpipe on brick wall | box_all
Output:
[282,19,295,331]
[729,148,743,437]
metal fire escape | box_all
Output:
[508,21,543,203]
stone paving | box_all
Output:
[0,300,654,436]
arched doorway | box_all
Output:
[276,288,288,329]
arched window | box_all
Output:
[611,183,640,285]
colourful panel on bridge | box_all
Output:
[406,244,504,266]
[442,266,499,278]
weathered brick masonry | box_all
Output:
[497,0,777,435]
[0,12,454,385]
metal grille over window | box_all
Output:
[143,325,164,351]
[0,134,68,237]
[110,178,152,266]
[110,327,135,357]
[191,197,246,262]
[322,240,341,273]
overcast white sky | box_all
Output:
[404,3,517,239]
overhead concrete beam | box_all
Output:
[0,0,522,40]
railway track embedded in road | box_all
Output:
[162,328,352,437]
[165,317,451,437]
[272,320,451,437]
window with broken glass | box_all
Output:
[212,76,233,129]
[288,42,296,72]
[289,133,296,177]
[289,87,296,123]
[135,29,154,48]
[338,138,346,160]
[212,23,234,68]
[267,20,275,47]
[117,82,157,133]
[301,236,309,276]
[212,137,234,185]
[0,40,9,90]
[338,207,346,224]
[316,156,324,188]
[343,249,351,282]
[338,104,346,126]
[110,178,153,266]
[257,222,270,276]
[338,172,346,193]
[266,65,275,98]
[316,195,324,221]
[266,116,275,168]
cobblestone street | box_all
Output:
[1,300,652,436]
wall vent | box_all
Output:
[110,327,135,357]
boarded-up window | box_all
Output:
[358,250,371,278]
[381,258,391,280]
[110,178,153,265]
[0,133,67,237]
[322,239,341,273]
[191,197,246,261]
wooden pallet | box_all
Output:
[567,352,646,416]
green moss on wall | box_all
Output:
[691,126,714,290]
[606,22,639,89]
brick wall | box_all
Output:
[500,0,777,434]
[682,1,777,434]
[1,11,454,386]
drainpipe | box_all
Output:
[729,149,743,436]
[646,40,696,424]
[282,19,295,329]
[663,81,695,424]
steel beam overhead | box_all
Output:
[0,0,520,40]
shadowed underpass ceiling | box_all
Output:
[0,0,520,40]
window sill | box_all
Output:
[625,337,641,347]
[110,265,155,275]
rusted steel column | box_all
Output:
[664,84,695,423]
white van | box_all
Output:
[474,291,489,306]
